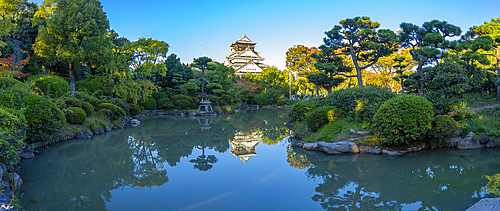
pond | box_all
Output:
[19,109,500,211]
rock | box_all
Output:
[479,135,490,144]
[87,130,94,136]
[19,144,35,159]
[466,198,500,211]
[116,125,123,129]
[357,143,371,153]
[137,113,146,118]
[442,138,461,148]
[9,173,22,190]
[303,143,318,151]
[97,128,105,134]
[295,142,303,147]
[0,194,14,211]
[317,141,359,155]
[92,129,99,135]
[0,181,12,198]
[112,126,118,130]
[383,149,404,157]
[367,148,382,154]
[349,129,356,133]
[457,137,482,150]
[130,119,141,125]
[487,139,500,148]
[357,131,372,135]
[467,132,476,137]
[105,126,112,132]
[77,130,92,139]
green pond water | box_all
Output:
[18,109,500,211]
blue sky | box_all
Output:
[31,0,500,69]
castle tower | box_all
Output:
[224,34,268,76]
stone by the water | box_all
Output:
[479,135,490,144]
[457,137,482,150]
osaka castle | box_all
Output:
[224,34,268,76]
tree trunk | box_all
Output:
[69,62,75,97]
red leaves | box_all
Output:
[0,55,31,78]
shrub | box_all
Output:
[82,102,94,116]
[0,107,26,165]
[233,98,242,104]
[65,107,87,125]
[424,90,465,115]
[65,98,82,108]
[220,94,233,105]
[222,105,233,113]
[0,77,25,89]
[0,89,23,109]
[175,99,191,109]
[289,100,313,122]
[152,91,168,101]
[305,106,338,132]
[130,104,141,115]
[172,94,193,104]
[254,94,268,106]
[76,80,103,96]
[209,97,222,106]
[30,74,70,98]
[427,115,460,144]
[373,95,433,147]
[109,98,131,114]
[141,98,157,110]
[318,86,396,121]
[157,98,171,109]
[23,95,66,143]
[97,103,126,120]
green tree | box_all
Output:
[161,54,194,94]
[318,16,397,87]
[34,0,113,97]
[192,56,213,94]
[205,62,235,95]
[399,20,461,94]
[130,37,169,81]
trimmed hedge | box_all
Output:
[23,95,66,143]
[30,74,70,98]
[141,98,157,110]
[305,106,339,132]
[172,94,193,104]
[220,94,233,105]
[175,99,191,109]
[428,115,460,143]
[373,95,433,147]
[289,100,313,122]
[0,77,25,89]
[130,104,141,115]
[0,89,23,109]
[66,107,87,125]
[97,103,125,120]
[65,98,82,108]
[82,102,94,116]
[0,107,26,165]
[152,92,168,101]
[157,98,172,109]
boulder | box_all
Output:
[9,173,22,190]
[479,135,490,144]
[467,132,476,137]
[130,119,141,125]
[105,126,112,132]
[383,149,405,157]
[317,141,359,155]
[368,148,382,155]
[0,181,12,198]
[97,128,105,134]
[357,143,372,153]
[302,143,318,151]
[0,194,14,211]
[349,129,356,133]
[442,138,461,148]
[92,129,99,135]
[77,130,92,139]
[457,137,482,150]
[487,139,500,148]
[116,125,124,129]
[19,144,35,159]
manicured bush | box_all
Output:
[0,107,26,165]
[110,98,131,114]
[141,98,157,110]
[172,94,193,104]
[65,98,82,108]
[76,80,104,96]
[23,95,66,143]
[130,104,141,115]
[254,95,268,106]
[97,103,126,120]
[0,77,25,89]
[175,99,191,109]
[157,98,171,109]
[30,74,70,98]
[65,107,87,125]
[424,90,465,115]
[427,115,460,143]
[373,95,433,147]
[209,97,222,106]
[318,86,396,121]
[0,89,23,109]
[305,106,338,132]
[152,91,168,101]
[82,102,94,116]
[233,98,242,104]
[289,100,313,122]
[220,94,233,105]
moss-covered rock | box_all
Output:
[65,107,87,125]
[23,95,66,143]
[82,102,94,116]
[373,95,433,147]
[97,103,125,120]
[30,74,70,98]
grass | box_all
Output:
[294,118,372,143]
[462,93,498,108]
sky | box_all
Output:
[31,0,500,70]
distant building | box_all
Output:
[224,34,268,76]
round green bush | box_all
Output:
[0,89,23,109]
[30,74,70,98]
[209,97,222,106]
[318,86,396,121]
[0,107,25,165]
[109,98,131,114]
[373,95,433,147]
[65,107,87,125]
[82,102,94,116]
[23,95,66,143]
[233,98,242,104]
[97,103,126,120]
[130,104,141,115]
[65,98,82,108]
[305,106,338,132]
[428,115,460,143]
[76,80,103,96]
[172,95,193,104]
[289,100,313,122]
[175,99,191,109]
[157,98,171,109]
[141,98,157,110]
[152,91,168,101]
[220,94,233,105]
[0,77,25,89]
